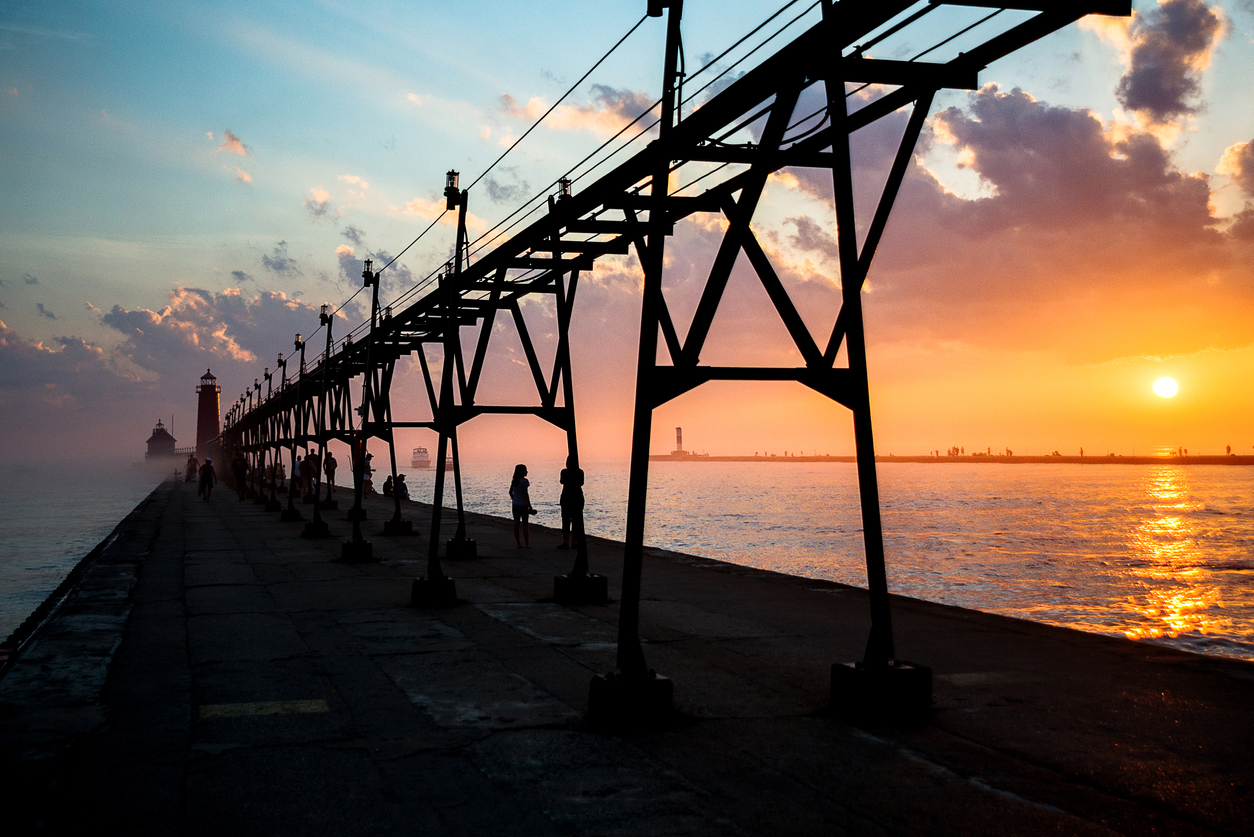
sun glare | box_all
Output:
[1153,377,1179,398]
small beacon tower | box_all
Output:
[196,369,221,459]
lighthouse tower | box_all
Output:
[195,369,221,459]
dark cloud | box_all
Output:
[587,83,655,123]
[304,189,333,222]
[23,273,38,285]
[231,270,253,283]
[932,86,1214,231]
[368,250,416,300]
[0,321,140,401]
[36,303,56,320]
[1116,0,1224,123]
[261,241,302,277]
[786,216,840,261]
[484,166,531,204]
[102,287,321,376]
[341,224,365,245]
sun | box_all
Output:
[1153,376,1179,398]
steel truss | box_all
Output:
[220,0,1129,717]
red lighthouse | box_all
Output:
[195,369,221,459]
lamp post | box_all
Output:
[263,365,281,511]
[251,378,265,501]
[341,259,381,561]
[282,336,306,521]
[301,308,332,538]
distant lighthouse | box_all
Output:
[195,369,221,459]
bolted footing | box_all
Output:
[554,573,608,605]
[831,660,932,724]
[411,576,457,607]
[318,499,339,511]
[280,507,304,522]
[446,538,477,559]
[265,499,282,512]
[339,539,375,563]
[587,671,673,729]
[382,519,413,536]
[346,507,368,521]
[300,519,330,539]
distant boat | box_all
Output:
[443,456,454,471]
[411,447,431,469]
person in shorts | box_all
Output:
[509,464,532,548]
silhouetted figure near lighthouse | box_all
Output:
[199,458,216,501]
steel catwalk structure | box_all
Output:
[217,0,1130,720]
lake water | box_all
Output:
[3,457,1252,663]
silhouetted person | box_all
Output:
[395,472,409,500]
[1227,445,1232,455]
[199,457,216,501]
[186,454,199,483]
[382,475,394,497]
[510,464,532,548]
[305,451,322,500]
[324,451,338,496]
[558,456,584,550]
[232,451,249,500]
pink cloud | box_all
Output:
[216,129,249,156]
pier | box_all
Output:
[2,479,1251,835]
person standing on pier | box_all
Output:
[231,450,249,500]
[186,453,198,483]
[305,450,322,500]
[558,456,584,550]
[199,457,216,501]
[324,450,338,496]
[510,464,533,549]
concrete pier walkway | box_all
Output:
[2,480,1251,835]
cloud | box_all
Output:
[785,216,840,262]
[0,320,134,400]
[101,288,322,375]
[23,273,37,285]
[235,168,252,184]
[1115,0,1225,123]
[484,166,531,204]
[216,128,250,156]
[231,269,253,283]
[36,303,56,320]
[498,84,657,137]
[338,174,369,190]
[304,187,333,221]
[341,224,365,245]
[85,302,102,314]
[1217,140,1254,198]
[261,241,302,277]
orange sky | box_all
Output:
[1,2,1252,464]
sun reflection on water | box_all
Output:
[1123,467,1224,640]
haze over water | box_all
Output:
[3,459,1252,664]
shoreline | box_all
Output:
[651,453,1254,465]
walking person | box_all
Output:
[199,457,216,501]
[324,450,338,496]
[305,450,322,500]
[231,450,249,500]
[186,454,199,483]
[509,464,533,548]
[558,456,584,549]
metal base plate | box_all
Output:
[587,671,673,729]
[446,538,477,559]
[382,519,414,536]
[340,540,375,563]
[831,660,932,723]
[553,573,608,605]
[300,519,330,539]
[411,576,457,607]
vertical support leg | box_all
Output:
[413,430,457,606]
[445,430,475,557]
[589,0,682,727]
